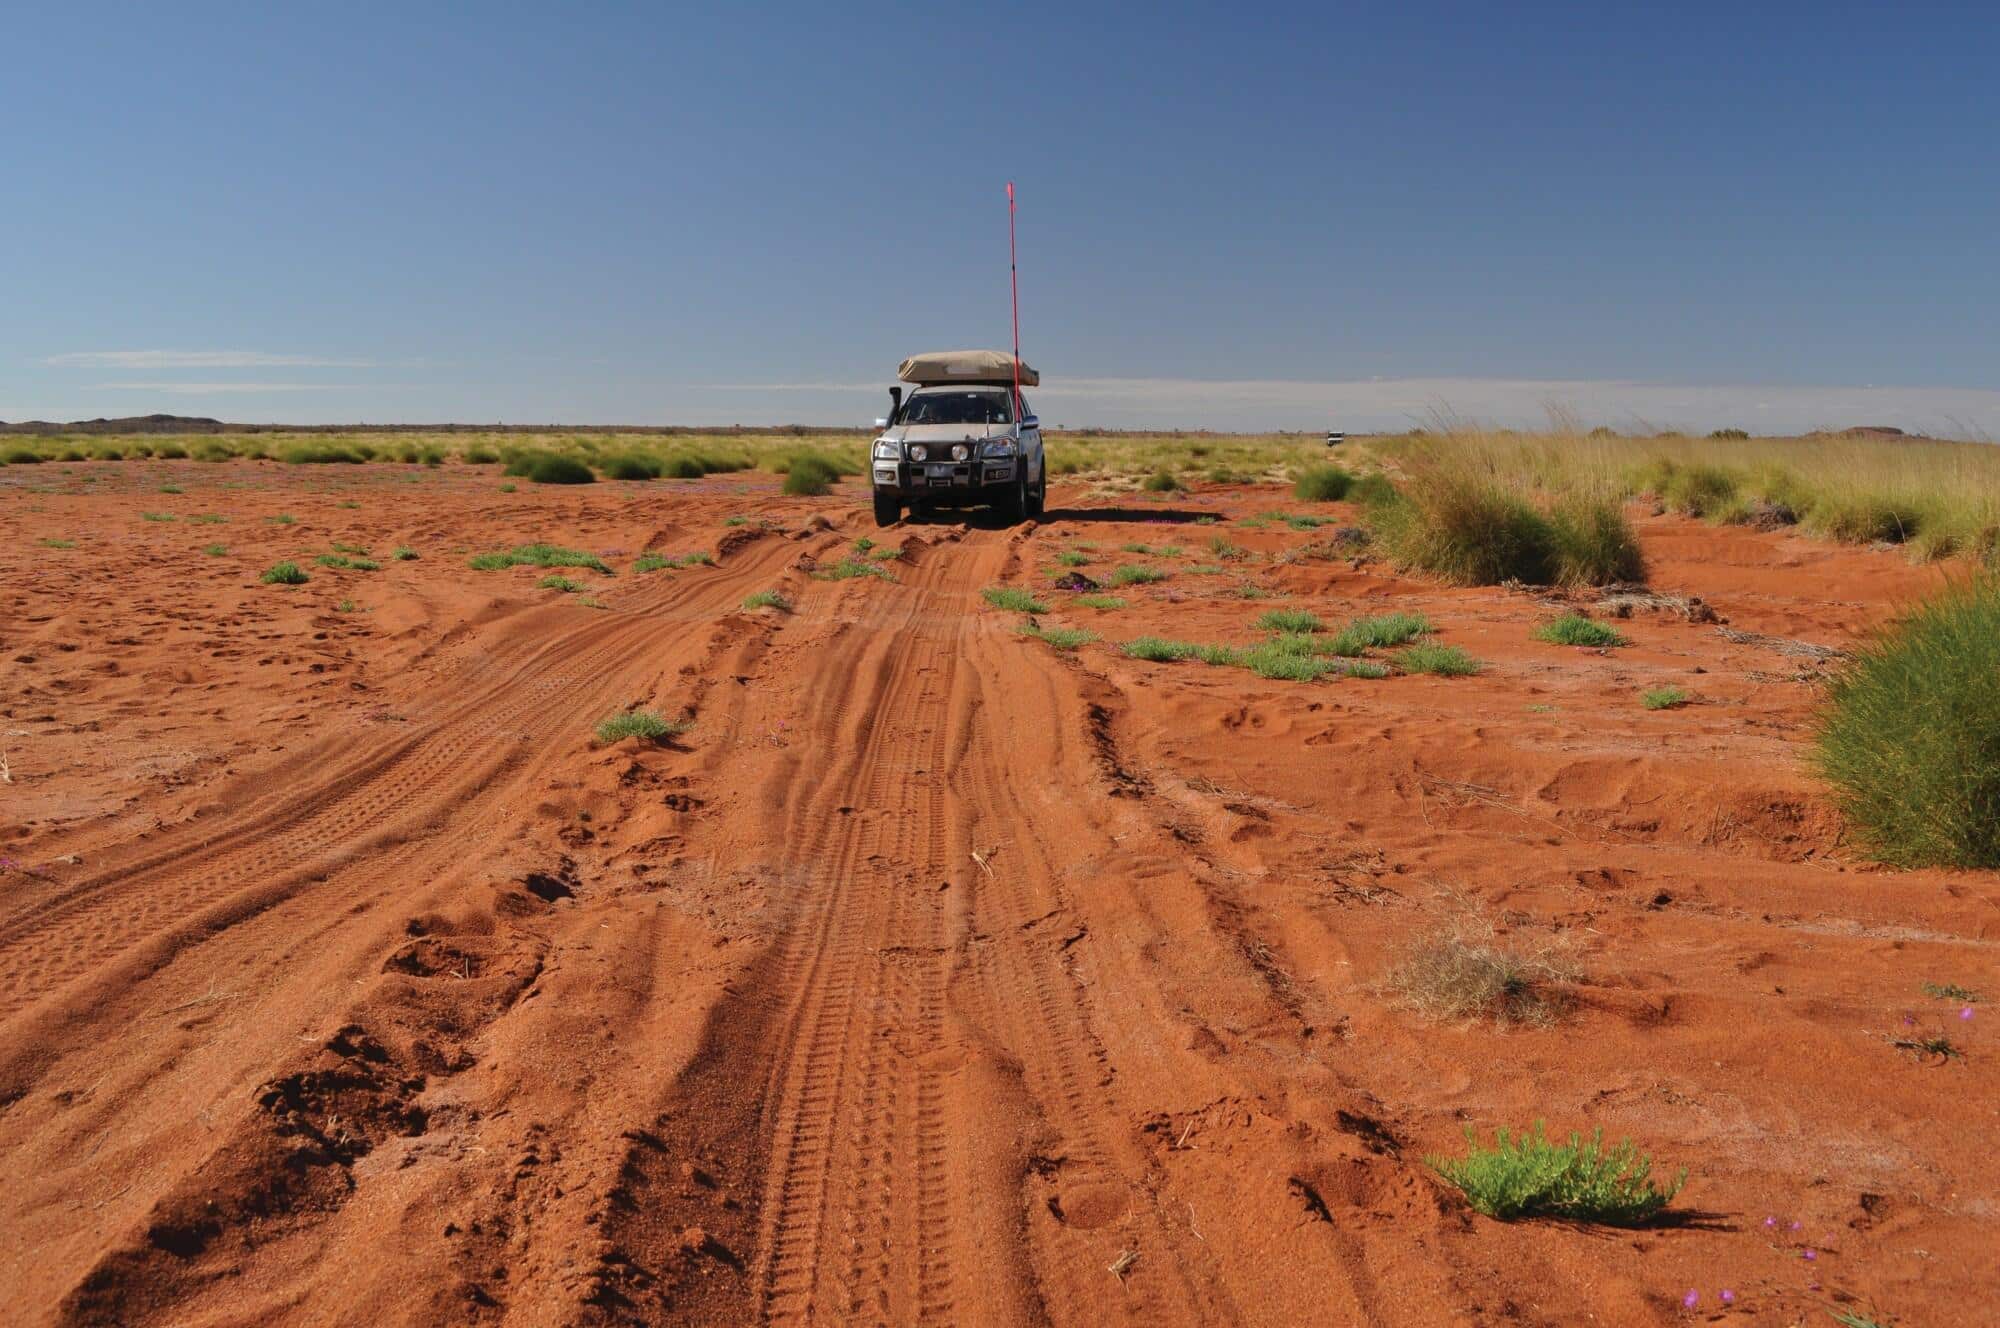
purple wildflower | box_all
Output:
[1962,1006,1975,1020]
[1682,1289,1699,1309]
[1802,1249,1817,1261]
[1719,1290,1735,1305]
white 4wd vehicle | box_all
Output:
[870,350,1045,527]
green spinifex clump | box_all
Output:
[1429,1124,1684,1225]
[1533,613,1628,647]
[1813,577,2000,867]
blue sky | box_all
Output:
[4,2,1997,433]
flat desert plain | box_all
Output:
[1,456,1993,1327]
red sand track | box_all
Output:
[1,461,1994,1326]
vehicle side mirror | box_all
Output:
[1022,415,1039,430]
[873,418,889,429]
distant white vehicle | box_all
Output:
[869,350,1046,527]
[1326,430,1346,447]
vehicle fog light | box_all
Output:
[874,466,897,484]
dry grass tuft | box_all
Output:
[1388,915,1574,1026]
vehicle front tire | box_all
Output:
[872,491,901,527]
[1026,468,1046,519]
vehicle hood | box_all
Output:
[882,422,1013,445]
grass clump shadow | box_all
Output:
[1428,1124,1684,1226]
[983,586,1050,613]
[1813,577,2000,867]
[1533,613,1628,647]
[594,709,686,744]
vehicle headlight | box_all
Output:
[872,439,899,460]
[981,438,1018,458]
[910,443,928,462]
[951,443,970,462]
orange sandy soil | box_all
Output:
[1,458,1993,1328]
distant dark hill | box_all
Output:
[0,413,225,435]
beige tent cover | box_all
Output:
[897,349,1039,387]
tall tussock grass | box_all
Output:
[1813,577,2000,868]
[1368,442,1642,587]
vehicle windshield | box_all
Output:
[898,389,1013,426]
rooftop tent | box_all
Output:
[897,349,1039,388]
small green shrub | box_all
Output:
[1018,624,1095,650]
[468,544,611,574]
[1429,1124,1683,1226]
[814,558,894,581]
[141,511,177,522]
[1075,594,1126,610]
[983,586,1050,613]
[604,453,661,481]
[261,561,309,585]
[315,553,380,570]
[1124,636,1202,662]
[202,543,227,556]
[1255,608,1322,633]
[1329,613,1433,655]
[594,709,685,743]
[1347,473,1400,508]
[1398,644,1482,676]
[463,446,499,464]
[499,482,517,493]
[1243,643,1338,680]
[39,538,77,548]
[525,454,595,485]
[1813,577,2000,867]
[1660,463,1737,518]
[268,513,296,525]
[1641,686,1691,710]
[743,589,791,611]
[1533,613,1628,648]
[1142,469,1180,493]
[4,447,45,464]
[190,513,227,524]
[782,454,841,496]
[280,442,366,464]
[1548,495,1646,586]
[1293,465,1353,502]
[538,574,585,592]
[391,546,418,561]
[1108,565,1170,587]
[159,484,183,495]
[1057,550,1091,567]
[634,551,713,573]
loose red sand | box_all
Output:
[1,458,1993,1326]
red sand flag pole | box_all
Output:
[1007,181,1020,410]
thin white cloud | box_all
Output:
[46,350,373,369]
[94,381,364,394]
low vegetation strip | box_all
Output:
[468,544,612,574]
[982,586,1049,614]
[593,709,686,743]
